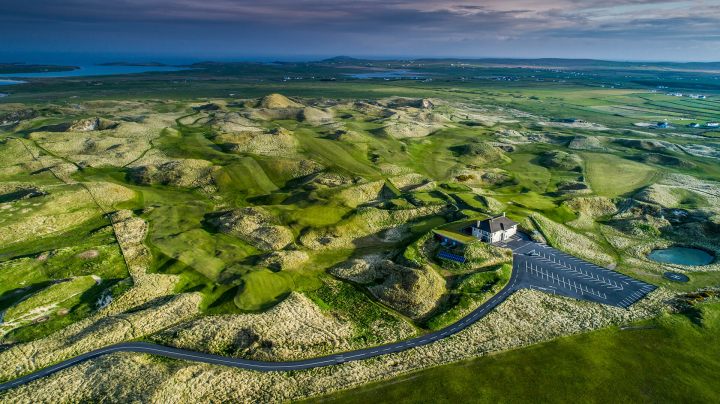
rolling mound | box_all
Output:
[205,207,294,250]
[300,107,334,125]
[151,292,352,361]
[214,128,298,157]
[0,183,46,203]
[202,112,263,133]
[67,117,118,132]
[633,184,707,209]
[368,261,446,320]
[452,167,514,188]
[310,172,357,188]
[568,135,604,151]
[31,133,151,168]
[463,241,513,269]
[378,121,440,139]
[556,180,591,195]
[259,250,310,271]
[565,196,617,228]
[635,153,695,169]
[300,205,446,250]
[564,196,617,218]
[451,142,509,165]
[0,108,37,126]
[258,94,303,109]
[613,138,679,153]
[129,159,216,188]
[329,254,386,284]
[376,109,450,139]
[332,257,446,320]
[336,180,386,207]
[378,97,436,109]
[538,150,582,171]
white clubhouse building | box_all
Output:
[471,213,518,243]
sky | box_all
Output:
[1,0,719,63]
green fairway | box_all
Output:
[504,153,551,192]
[583,152,658,197]
[215,157,279,197]
[295,130,379,178]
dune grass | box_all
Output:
[318,301,720,403]
[3,65,719,350]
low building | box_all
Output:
[471,213,518,243]
[706,122,720,128]
[657,121,669,128]
[688,123,700,128]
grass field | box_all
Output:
[582,152,658,197]
[318,301,720,403]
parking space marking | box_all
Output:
[511,236,656,308]
[525,261,607,299]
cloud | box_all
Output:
[0,0,717,60]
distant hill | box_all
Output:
[0,63,78,74]
[310,57,720,72]
[320,56,367,63]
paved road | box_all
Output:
[0,234,655,392]
[0,270,522,392]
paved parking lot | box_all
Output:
[498,234,656,308]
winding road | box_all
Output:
[0,235,655,392]
[0,269,520,392]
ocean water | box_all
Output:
[0,65,188,79]
[0,79,26,86]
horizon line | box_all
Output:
[2,54,720,65]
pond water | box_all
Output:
[0,65,187,79]
[648,247,714,266]
[347,70,426,79]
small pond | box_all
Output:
[648,247,714,266]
